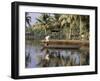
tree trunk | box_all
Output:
[80,16,82,40]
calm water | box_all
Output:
[25,40,89,68]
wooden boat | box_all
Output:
[41,40,89,48]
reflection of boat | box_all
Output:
[43,45,80,49]
[26,40,89,68]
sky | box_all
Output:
[26,12,41,27]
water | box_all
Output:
[25,40,89,68]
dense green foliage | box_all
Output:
[26,13,89,40]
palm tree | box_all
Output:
[51,14,74,39]
[50,14,62,39]
[59,14,71,39]
[25,12,31,27]
[36,13,52,35]
[79,15,89,40]
[35,13,89,40]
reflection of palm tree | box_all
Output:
[25,52,31,67]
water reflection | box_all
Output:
[25,40,89,68]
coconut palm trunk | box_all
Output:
[79,16,82,40]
